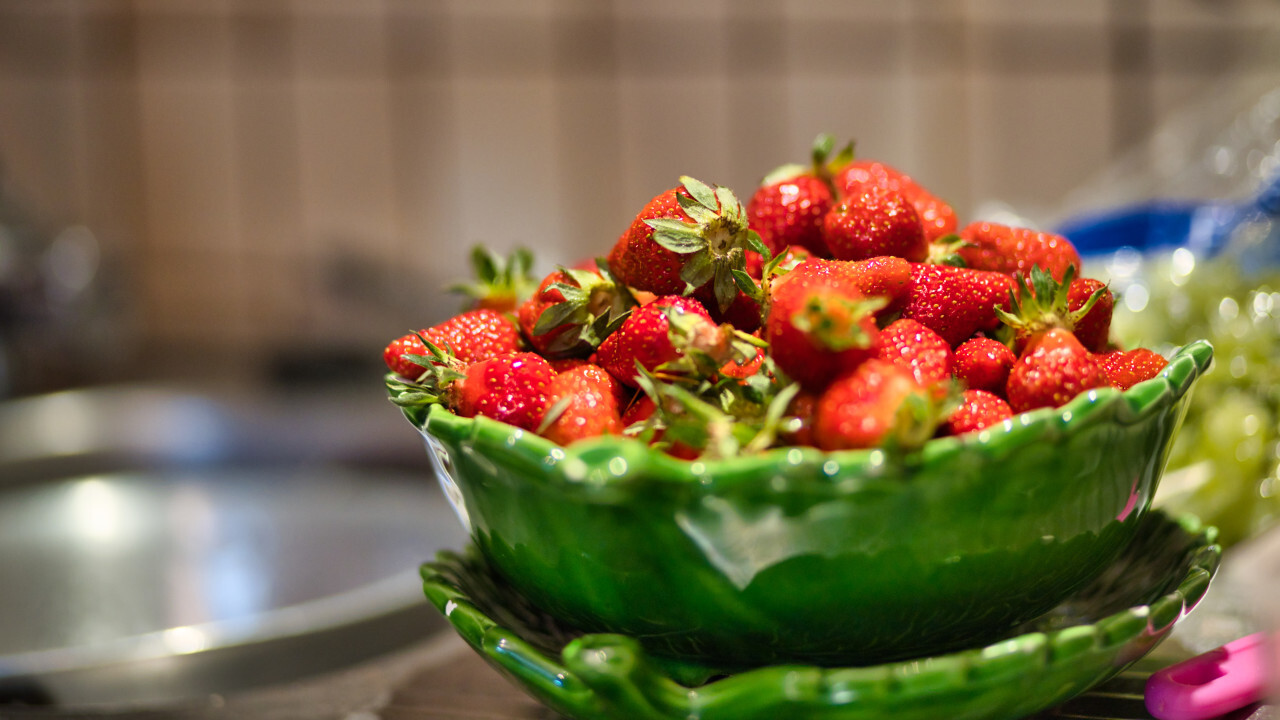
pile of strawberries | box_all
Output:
[384,135,1170,457]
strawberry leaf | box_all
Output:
[714,186,742,223]
[712,265,738,313]
[732,268,761,300]
[792,294,886,351]
[745,230,770,260]
[535,395,574,435]
[679,176,720,214]
[448,246,537,308]
[532,300,585,336]
[680,251,717,290]
[827,139,855,173]
[811,133,836,167]
[676,191,720,225]
[647,220,707,254]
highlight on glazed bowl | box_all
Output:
[397,340,1212,667]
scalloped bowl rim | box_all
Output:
[410,340,1213,493]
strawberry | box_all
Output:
[719,343,766,380]
[901,264,1016,348]
[539,360,625,445]
[607,176,763,313]
[693,283,763,334]
[746,133,853,257]
[996,266,1112,353]
[449,246,536,313]
[765,265,884,391]
[812,358,940,451]
[953,336,1016,395]
[621,393,656,429]
[1067,276,1114,352]
[383,308,521,379]
[780,390,819,447]
[594,296,719,387]
[941,389,1013,436]
[1005,328,1109,413]
[822,185,928,262]
[876,318,953,385]
[449,352,556,430]
[834,159,957,242]
[518,263,635,358]
[1096,348,1168,391]
[782,255,913,319]
[957,222,1081,282]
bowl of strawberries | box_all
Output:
[384,135,1213,668]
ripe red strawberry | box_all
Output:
[996,266,1113,353]
[693,283,763,334]
[812,359,932,451]
[539,360,625,445]
[719,343,766,380]
[783,255,914,319]
[1067,276,1114,352]
[1096,348,1168,391]
[953,336,1016,395]
[449,246,536,313]
[608,176,762,313]
[594,296,715,387]
[957,222,1081,282]
[780,390,819,447]
[746,134,853,257]
[518,263,634,358]
[1005,328,1109,413]
[822,185,928,262]
[518,269,579,355]
[765,266,883,391]
[901,264,1016,348]
[834,159,957,242]
[449,352,556,431]
[941,389,1013,436]
[383,308,521,379]
[876,318,953,385]
[748,175,836,257]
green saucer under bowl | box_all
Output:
[422,510,1220,720]
[397,341,1214,666]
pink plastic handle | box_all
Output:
[1146,632,1273,720]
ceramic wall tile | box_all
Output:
[0,1,1276,385]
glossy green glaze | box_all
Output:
[421,511,1220,720]
[400,341,1212,666]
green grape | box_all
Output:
[1111,252,1280,546]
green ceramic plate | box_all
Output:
[422,511,1220,720]
[399,341,1214,666]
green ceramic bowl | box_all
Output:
[397,340,1213,667]
[421,511,1220,720]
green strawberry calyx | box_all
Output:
[883,381,962,454]
[632,365,801,460]
[385,334,467,408]
[791,293,887,351]
[925,233,971,267]
[759,133,856,195]
[660,306,766,381]
[448,245,537,310]
[994,265,1107,346]
[644,176,765,314]
[532,259,637,356]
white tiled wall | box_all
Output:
[0,0,1277,387]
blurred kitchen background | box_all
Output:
[0,0,1278,397]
